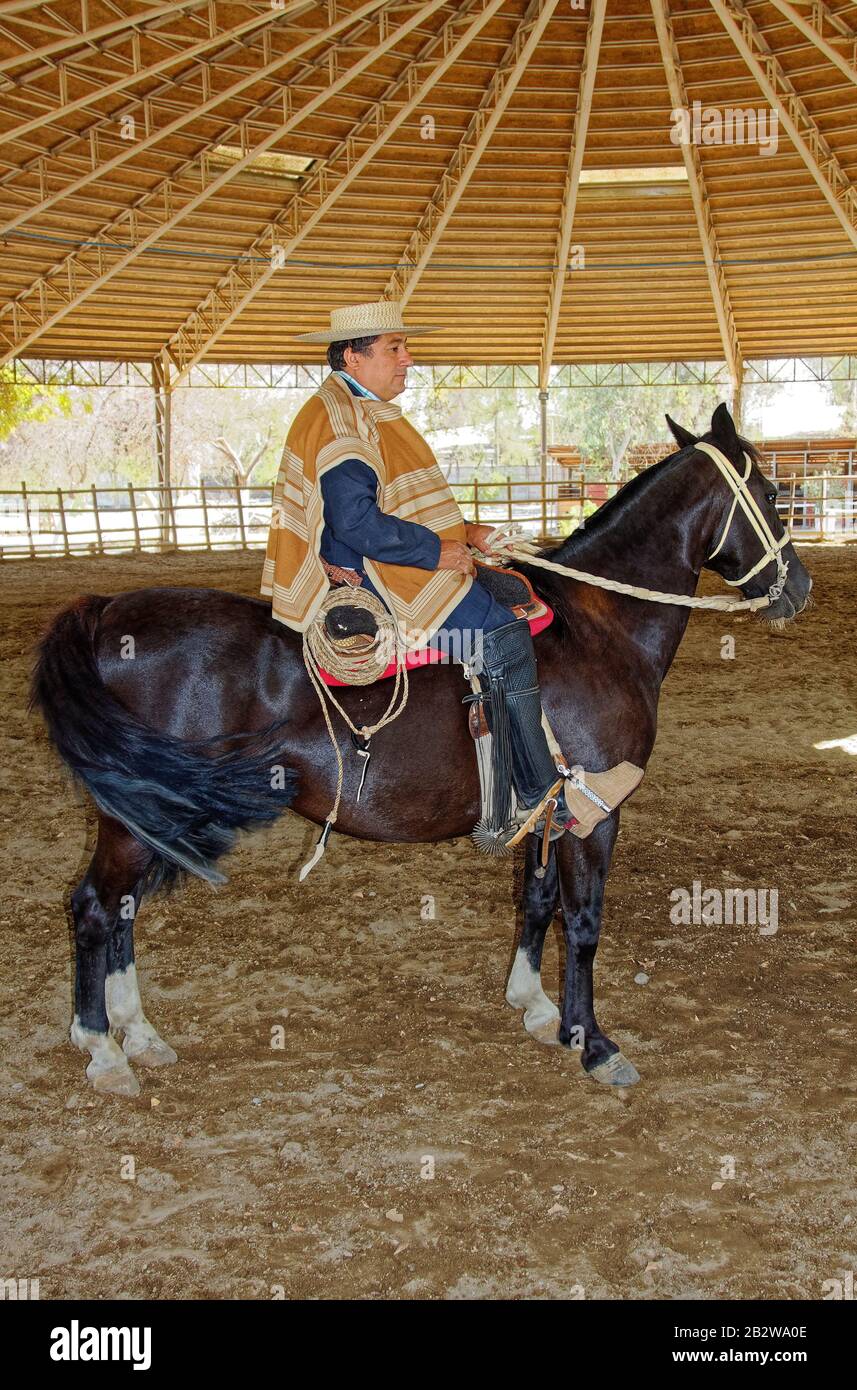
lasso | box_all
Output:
[300,587,409,879]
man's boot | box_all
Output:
[472,618,643,851]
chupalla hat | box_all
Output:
[294,299,443,344]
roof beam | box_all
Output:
[0,7,403,349]
[538,0,606,388]
[0,2,317,201]
[164,0,508,382]
[650,0,743,385]
[710,0,857,250]
[767,0,857,86]
[1,3,306,145]
[0,0,209,74]
[0,0,462,366]
[383,0,562,308]
[0,0,381,236]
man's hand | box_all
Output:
[465,523,496,554]
[437,540,476,575]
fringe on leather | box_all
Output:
[485,682,513,833]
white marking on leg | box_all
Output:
[70,1015,140,1094]
[505,947,560,1038]
[106,964,177,1065]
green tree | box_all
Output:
[405,383,537,475]
[549,382,732,479]
[0,367,71,442]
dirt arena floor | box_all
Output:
[1,545,855,1301]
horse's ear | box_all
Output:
[665,414,698,449]
[710,402,742,460]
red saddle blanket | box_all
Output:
[319,605,554,687]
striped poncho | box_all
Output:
[261,371,471,650]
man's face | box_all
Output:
[343,333,415,400]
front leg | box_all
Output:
[555,817,640,1086]
[506,834,562,1043]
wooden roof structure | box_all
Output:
[1,0,855,387]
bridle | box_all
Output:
[698,441,791,603]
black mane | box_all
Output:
[516,431,762,623]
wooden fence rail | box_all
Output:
[1,473,855,561]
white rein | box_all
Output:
[490,441,790,613]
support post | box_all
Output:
[731,369,744,432]
[90,483,104,554]
[234,481,247,550]
[20,480,35,558]
[539,387,549,534]
[152,355,173,547]
[57,486,69,556]
[201,483,212,551]
[129,484,141,550]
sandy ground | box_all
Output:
[0,545,855,1301]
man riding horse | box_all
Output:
[261,299,642,846]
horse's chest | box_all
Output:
[538,646,654,767]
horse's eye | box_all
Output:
[765,491,777,503]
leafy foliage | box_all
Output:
[0,368,72,445]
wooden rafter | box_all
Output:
[0,0,382,236]
[1,1,855,368]
[650,0,742,385]
[538,0,606,388]
[0,0,404,363]
[0,1,322,201]
[710,0,857,250]
[0,0,209,74]
[165,0,508,382]
[160,1,484,370]
[767,0,857,86]
[2,2,306,145]
[382,0,562,308]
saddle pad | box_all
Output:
[318,605,554,687]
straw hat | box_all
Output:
[294,299,442,344]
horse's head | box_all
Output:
[665,403,812,624]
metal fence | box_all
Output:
[2,470,855,561]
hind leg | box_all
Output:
[106,905,177,1068]
[70,817,153,1096]
[506,835,562,1044]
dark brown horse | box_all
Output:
[31,404,811,1096]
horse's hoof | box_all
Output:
[124,1038,178,1067]
[586,1051,640,1086]
[526,1015,561,1045]
[91,1064,141,1097]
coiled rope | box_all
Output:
[300,587,409,879]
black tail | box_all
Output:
[30,595,299,891]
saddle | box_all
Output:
[318,561,553,688]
